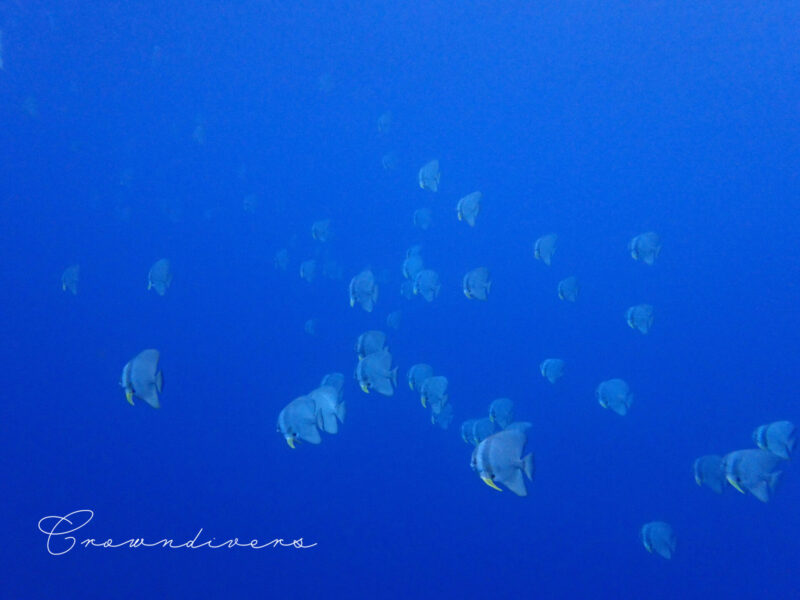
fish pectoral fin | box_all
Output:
[125,390,134,406]
[481,476,503,491]
[726,475,745,494]
[286,438,295,449]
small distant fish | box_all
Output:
[640,522,676,559]
[539,358,565,384]
[471,422,535,496]
[311,219,332,242]
[300,259,317,283]
[356,330,387,358]
[557,276,579,302]
[400,280,415,300]
[463,267,491,300]
[304,319,317,336]
[533,233,558,266]
[722,449,784,502]
[61,264,80,295]
[418,160,440,192]
[629,232,662,265]
[382,152,399,171]
[274,248,289,271]
[147,259,172,296]
[406,245,423,258]
[456,192,481,227]
[752,421,796,460]
[349,269,378,312]
[356,349,397,396]
[420,375,448,409]
[596,378,633,416]
[402,254,425,281]
[693,454,726,493]
[377,110,393,134]
[413,269,441,302]
[626,304,654,334]
[386,310,402,330]
[413,208,432,231]
[277,395,321,448]
[120,349,163,409]
[407,363,434,392]
[488,398,514,428]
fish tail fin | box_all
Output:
[155,370,164,393]
[522,453,535,481]
[336,401,346,423]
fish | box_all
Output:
[349,269,379,312]
[382,152,399,171]
[413,208,433,231]
[418,159,440,192]
[752,421,796,460]
[533,233,558,266]
[420,375,448,409]
[629,232,662,265]
[596,378,633,416]
[402,254,425,281]
[472,418,498,445]
[304,319,317,336]
[274,248,289,271]
[456,192,481,227]
[277,395,321,448]
[308,385,346,434]
[539,358,565,384]
[640,522,676,559]
[557,276,579,302]
[377,110,393,134]
[463,267,491,300]
[355,330,387,358]
[413,269,441,302]
[356,349,398,396]
[431,402,454,429]
[488,397,514,428]
[300,259,317,283]
[471,422,535,496]
[722,449,784,502]
[61,264,80,295]
[311,219,332,242]
[626,304,654,334]
[320,372,345,400]
[461,419,478,444]
[400,280,415,300]
[120,349,163,409]
[147,259,173,296]
[407,363,434,392]
[693,454,726,493]
[386,310,402,331]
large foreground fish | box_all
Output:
[722,448,784,502]
[277,395,321,448]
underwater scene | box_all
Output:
[1,2,798,598]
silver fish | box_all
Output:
[539,358,565,384]
[277,395,321,448]
[300,259,317,283]
[456,191,481,227]
[722,449,784,502]
[463,267,491,300]
[308,385,346,435]
[471,422,535,496]
[356,349,397,396]
[640,521,676,559]
[693,454,726,494]
[596,378,633,416]
[418,159,440,192]
[533,233,557,266]
[413,269,441,302]
[311,219,332,242]
[629,232,661,265]
[488,397,514,429]
[407,363,434,392]
[147,259,172,296]
[61,264,80,295]
[349,269,378,312]
[420,375,448,409]
[356,330,387,358]
[120,349,163,409]
[413,208,433,231]
[626,304,654,334]
[557,276,579,302]
[752,421,796,460]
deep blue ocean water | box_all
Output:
[2,2,799,598]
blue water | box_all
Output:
[2,2,799,598]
